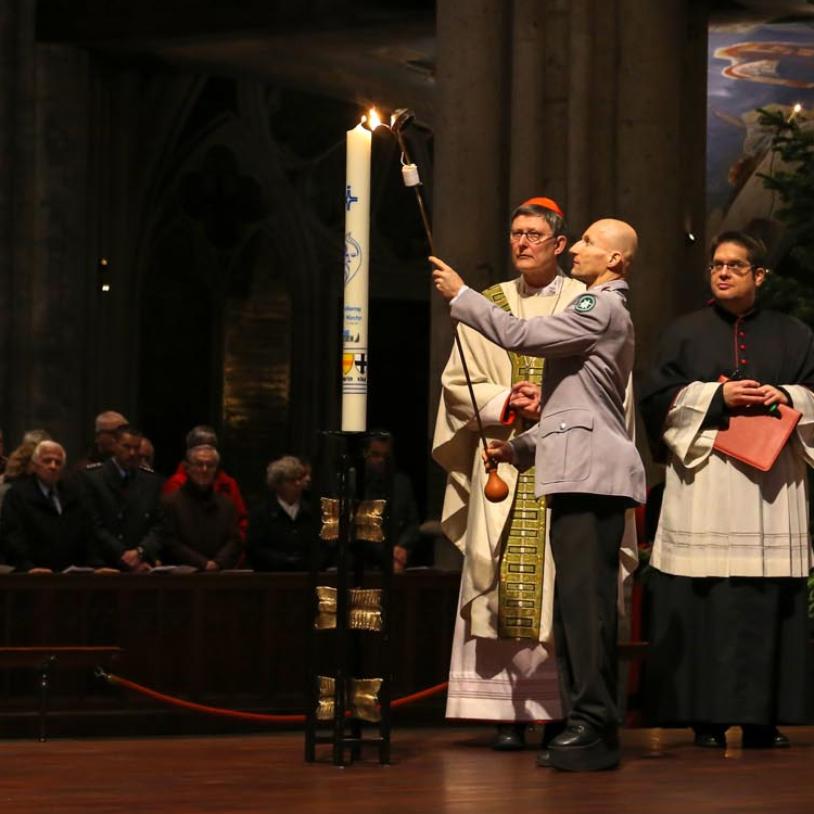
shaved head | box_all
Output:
[569,217,639,287]
[591,219,638,269]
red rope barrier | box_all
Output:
[102,671,448,724]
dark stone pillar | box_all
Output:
[616,0,708,370]
[0,0,36,447]
[29,45,94,459]
[508,0,571,209]
[429,0,512,509]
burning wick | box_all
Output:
[363,108,383,131]
[787,103,803,123]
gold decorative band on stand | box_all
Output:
[319,498,387,542]
[314,586,383,631]
[348,588,383,631]
[319,498,340,541]
[315,586,338,630]
[316,675,383,722]
[354,500,386,542]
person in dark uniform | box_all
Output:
[75,410,128,470]
[246,456,322,571]
[0,440,97,572]
[430,218,645,772]
[82,424,164,571]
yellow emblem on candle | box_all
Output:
[342,353,354,375]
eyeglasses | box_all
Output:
[509,230,556,245]
[188,461,217,470]
[708,261,754,276]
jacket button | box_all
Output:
[559,422,566,430]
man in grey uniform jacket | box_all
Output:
[430,218,646,772]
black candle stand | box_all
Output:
[304,430,394,766]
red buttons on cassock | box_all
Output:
[740,358,748,365]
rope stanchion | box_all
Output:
[96,667,447,724]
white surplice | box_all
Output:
[652,382,814,577]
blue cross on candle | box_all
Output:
[345,184,359,211]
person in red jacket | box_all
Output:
[161,425,248,540]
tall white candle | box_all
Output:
[341,117,372,431]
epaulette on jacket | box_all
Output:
[84,462,103,470]
[139,464,155,473]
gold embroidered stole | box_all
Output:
[483,283,547,641]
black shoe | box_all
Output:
[741,725,791,749]
[548,721,620,772]
[693,725,727,748]
[536,721,567,768]
[491,723,526,751]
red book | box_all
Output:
[713,377,801,471]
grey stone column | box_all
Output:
[508,0,571,209]
[616,0,708,371]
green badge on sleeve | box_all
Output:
[573,294,597,313]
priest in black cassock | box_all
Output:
[639,230,814,749]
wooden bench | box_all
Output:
[0,646,123,741]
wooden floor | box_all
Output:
[2,725,813,813]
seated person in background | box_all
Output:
[162,425,248,540]
[246,456,322,571]
[82,425,164,572]
[363,432,421,572]
[138,436,156,471]
[0,428,52,513]
[76,410,128,470]
[0,440,96,572]
[161,444,241,571]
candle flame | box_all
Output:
[366,108,382,131]
[787,102,803,123]
[793,103,802,114]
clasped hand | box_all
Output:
[722,379,788,409]
[509,380,541,421]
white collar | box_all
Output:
[518,273,562,297]
[277,495,301,520]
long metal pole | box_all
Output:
[391,127,492,461]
